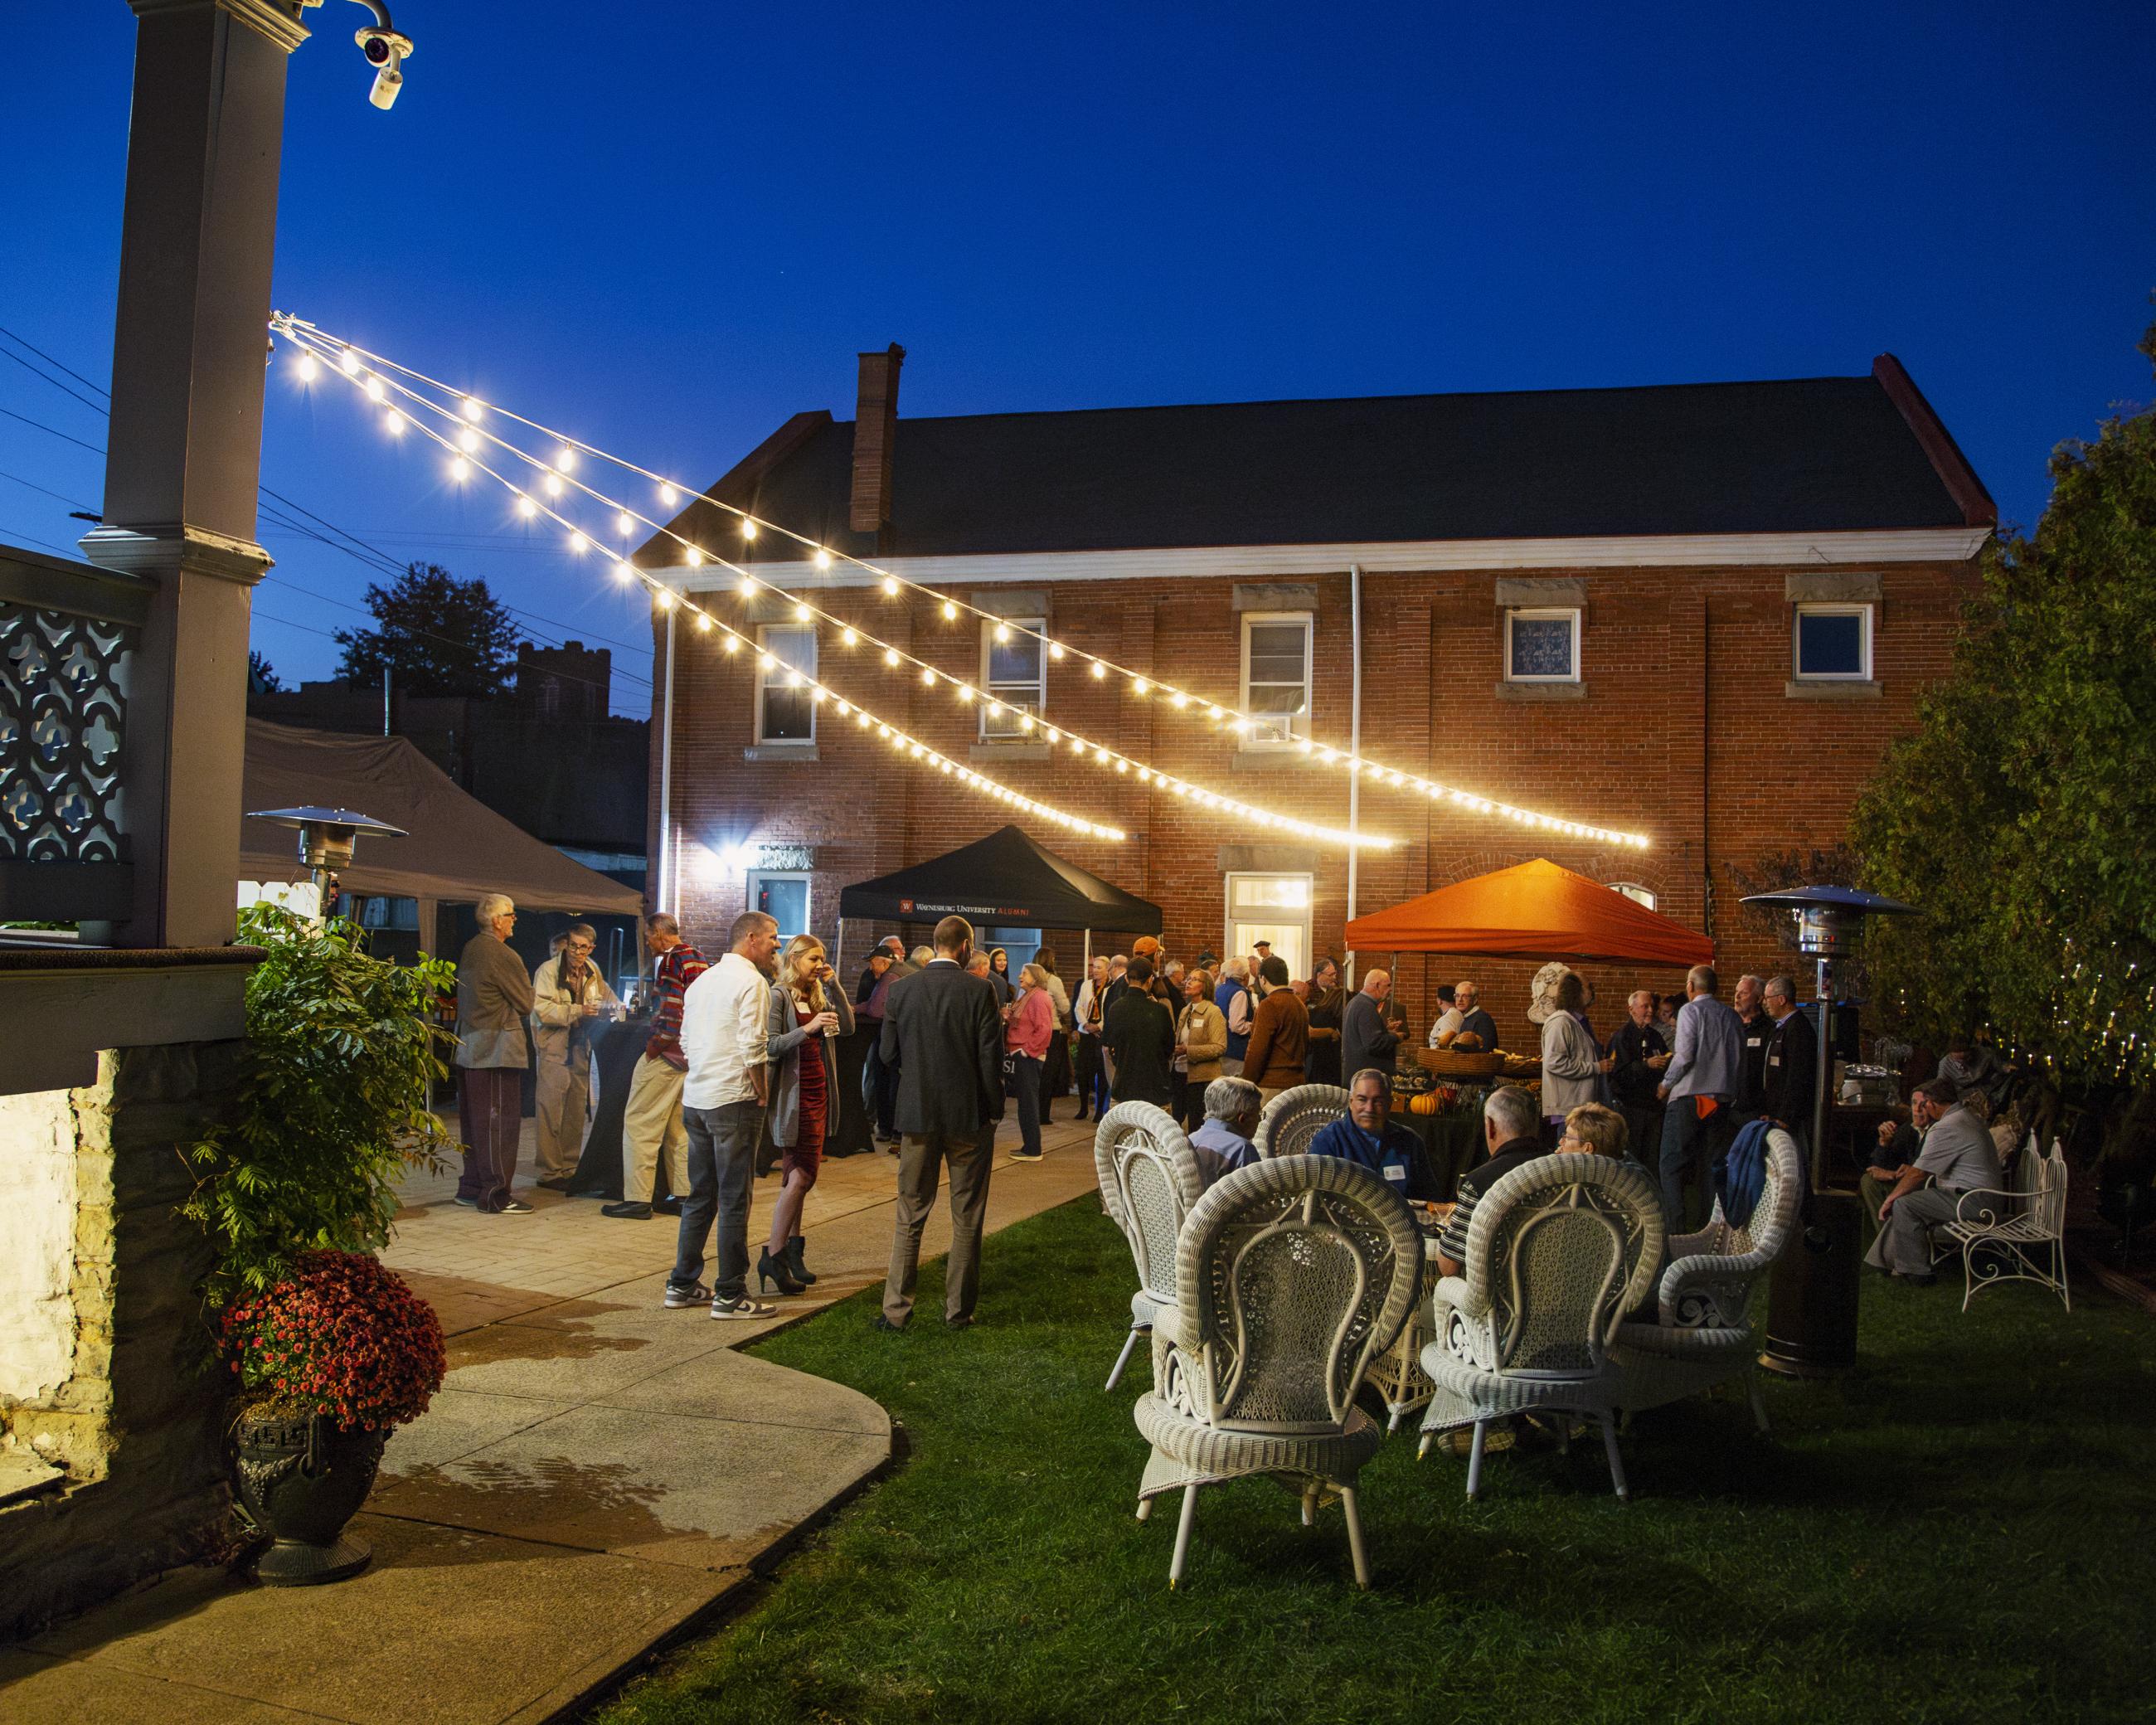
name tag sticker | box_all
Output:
[1384,1165,1406,1182]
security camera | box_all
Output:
[355,24,413,110]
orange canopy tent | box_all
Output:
[1344,858,1715,966]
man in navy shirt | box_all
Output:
[1309,1068,1442,1202]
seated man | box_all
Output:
[1435,1085,1546,1276]
[1857,1105,1919,1250]
[1309,1067,1444,1203]
[1864,1077,2005,1285]
[1187,1076,1263,1185]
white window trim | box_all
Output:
[1503,606,1581,683]
[755,623,818,745]
[978,615,1047,741]
[1238,610,1314,747]
[1792,602,1874,682]
[1223,870,1314,978]
[746,869,811,940]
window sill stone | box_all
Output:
[1493,681,1586,701]
[1785,679,1882,701]
[969,742,1051,763]
[743,744,820,762]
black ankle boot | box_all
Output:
[757,1247,805,1295]
[784,1236,817,1285]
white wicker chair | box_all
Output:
[1937,1135,2071,1312]
[1094,1102,1207,1391]
[1252,1083,1348,1159]
[1132,1154,1422,1588]
[1609,1126,1804,1431]
[1416,1154,1663,1500]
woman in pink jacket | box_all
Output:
[1004,963,1056,1162]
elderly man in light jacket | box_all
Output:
[454,892,537,1214]
[530,922,619,1188]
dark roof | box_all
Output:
[838,825,1162,934]
[645,360,1992,565]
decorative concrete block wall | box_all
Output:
[0,1040,243,1640]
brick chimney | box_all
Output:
[848,343,905,542]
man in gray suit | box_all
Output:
[1865,1077,2005,1283]
[877,915,1006,1330]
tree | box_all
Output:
[1849,315,2156,1094]
[333,562,522,697]
[247,649,282,693]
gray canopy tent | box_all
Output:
[834,824,1161,972]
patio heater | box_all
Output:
[245,805,407,920]
[1742,884,1915,1378]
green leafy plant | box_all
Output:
[221,1249,446,1429]
[184,903,459,1305]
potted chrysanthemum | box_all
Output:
[222,1249,446,1584]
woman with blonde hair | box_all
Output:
[1004,962,1056,1161]
[759,933,851,1293]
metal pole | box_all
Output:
[658,604,677,915]
[1344,562,1363,987]
[382,665,391,736]
[1811,953,1834,1191]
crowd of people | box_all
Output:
[446,901,2014,1329]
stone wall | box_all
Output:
[0,1040,243,1640]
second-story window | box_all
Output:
[755,624,816,744]
[1793,603,1872,681]
[980,616,1046,740]
[1240,612,1312,746]
[1504,607,1581,683]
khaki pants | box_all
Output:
[883,1127,996,1326]
[532,1041,593,1177]
[621,1053,690,1203]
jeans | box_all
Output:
[1012,1052,1042,1154]
[1657,1097,1732,1232]
[673,1100,763,1300]
[860,1031,896,1138]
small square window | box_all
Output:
[1240,612,1312,745]
[1794,604,1872,680]
[980,615,1046,739]
[1505,608,1580,682]
[756,624,816,743]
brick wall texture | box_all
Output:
[649,558,1976,1048]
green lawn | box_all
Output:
[595,1197,2156,1725]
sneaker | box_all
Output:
[710,1295,777,1320]
[600,1200,652,1219]
[453,1195,478,1208]
[1010,1147,1044,1162]
[498,1198,534,1214]
[663,1281,712,1309]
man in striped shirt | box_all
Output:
[604,912,709,1220]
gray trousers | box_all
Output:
[673,1100,763,1300]
[1866,1184,1988,1276]
[884,1127,996,1325]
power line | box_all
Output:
[0,467,95,511]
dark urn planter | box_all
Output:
[234,1406,389,1585]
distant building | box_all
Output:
[517,639,612,722]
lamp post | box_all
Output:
[1741,885,1914,1378]
[245,805,406,919]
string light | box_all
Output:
[382,410,404,437]
[614,512,635,536]
[658,482,680,508]
[461,397,483,422]
[296,352,320,382]
[515,493,537,517]
[458,428,481,453]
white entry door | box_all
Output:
[1224,871,1311,979]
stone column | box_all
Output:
[79,0,310,949]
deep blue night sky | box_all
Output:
[7,2,2152,717]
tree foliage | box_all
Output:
[333,561,522,697]
[1849,316,2156,1091]
[247,649,282,693]
[183,904,459,1306]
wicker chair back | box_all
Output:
[1252,1084,1349,1160]
[1094,1102,1206,1306]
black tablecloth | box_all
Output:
[1392,1111,1483,1202]
[568,1020,653,1201]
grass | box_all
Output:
[593,1197,2156,1725]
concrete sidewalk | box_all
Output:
[5,1110,1105,1724]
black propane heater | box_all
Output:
[245,805,408,920]
[1741,884,1915,1378]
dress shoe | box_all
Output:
[945,1314,974,1330]
[873,1314,907,1334]
[653,1195,683,1215]
[535,1175,573,1192]
[601,1200,652,1220]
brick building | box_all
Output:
[634,349,1992,1045]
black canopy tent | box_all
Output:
[836,824,1161,971]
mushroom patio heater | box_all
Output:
[1742,884,1915,1378]
[245,805,407,917]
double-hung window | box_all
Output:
[755,624,817,744]
[1504,607,1581,683]
[1239,612,1312,746]
[979,616,1046,740]
[1793,603,1872,681]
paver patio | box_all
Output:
[6,1110,1104,1723]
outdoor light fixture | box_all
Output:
[1742,883,1916,1379]
[246,805,408,912]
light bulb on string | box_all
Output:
[365,376,386,403]
[1049,643,1066,661]
[449,456,470,482]
[296,353,320,382]
[941,600,957,621]
[881,576,898,596]
[813,548,833,571]
[382,410,404,437]
[736,576,755,598]
[685,545,703,566]
[337,349,361,377]
[555,448,576,472]
[514,493,537,518]
[1090,661,1108,680]
[461,397,484,422]
[569,531,587,553]
[741,520,758,541]
[793,603,809,622]
[658,482,679,508]
[841,626,857,646]
[544,474,565,498]
[614,513,634,537]
[458,428,481,454]
[884,648,901,667]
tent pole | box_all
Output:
[1344,561,1363,988]
[1084,929,1091,974]
[833,917,846,983]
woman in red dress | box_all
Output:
[760,935,851,1294]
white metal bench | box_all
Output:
[1935,1134,2071,1313]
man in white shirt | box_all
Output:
[1426,984,1463,1048]
[668,910,781,1319]
[1653,963,1746,1230]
